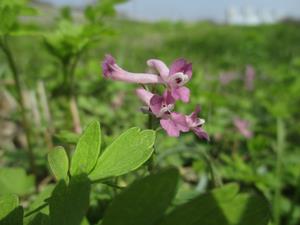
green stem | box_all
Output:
[200,149,222,188]
[0,36,37,181]
[24,203,48,217]
[147,113,155,173]
[274,118,285,225]
[61,54,82,133]
[69,53,81,97]
[62,61,69,90]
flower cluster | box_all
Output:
[102,54,208,140]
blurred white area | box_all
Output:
[226,6,282,25]
[40,0,300,23]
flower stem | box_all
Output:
[147,113,155,173]
[61,54,82,133]
[274,117,285,225]
[0,36,37,181]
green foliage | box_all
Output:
[28,213,49,225]
[84,0,126,22]
[0,194,23,225]
[2,1,299,223]
[70,121,101,176]
[102,168,179,225]
[0,167,35,196]
[0,0,37,35]
[54,130,80,145]
[158,184,270,225]
[48,147,69,181]
[89,127,156,181]
[43,20,91,63]
[24,185,54,224]
[48,175,91,225]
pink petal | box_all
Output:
[160,119,180,137]
[190,105,201,121]
[183,63,193,79]
[171,112,189,132]
[169,58,192,79]
[169,58,187,75]
[147,59,170,81]
[162,91,175,105]
[150,95,163,115]
[193,127,209,141]
[171,87,190,103]
[136,88,154,106]
[102,54,115,77]
[102,55,163,84]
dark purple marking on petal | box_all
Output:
[163,91,175,105]
[190,105,201,121]
[169,58,192,78]
[193,127,209,141]
[102,54,115,77]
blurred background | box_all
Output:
[0,0,300,224]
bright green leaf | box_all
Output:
[0,194,23,225]
[89,127,155,181]
[70,121,101,176]
[102,168,179,225]
[48,147,69,181]
[0,167,35,196]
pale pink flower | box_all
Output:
[136,88,208,140]
[147,58,192,102]
[245,65,255,91]
[184,105,209,140]
[136,88,187,137]
[233,118,253,139]
[219,72,238,86]
[174,105,209,140]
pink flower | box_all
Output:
[245,65,255,91]
[219,72,237,86]
[147,58,192,102]
[136,88,187,137]
[136,88,208,140]
[102,54,163,84]
[177,105,209,140]
[161,105,209,140]
[233,118,253,139]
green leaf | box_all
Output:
[54,130,80,145]
[158,183,270,225]
[0,0,38,35]
[80,218,90,225]
[49,175,91,225]
[0,194,23,225]
[0,167,35,195]
[48,147,69,181]
[24,184,54,224]
[70,121,101,176]
[28,213,49,225]
[89,127,155,181]
[219,194,270,225]
[0,194,18,220]
[102,168,179,225]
